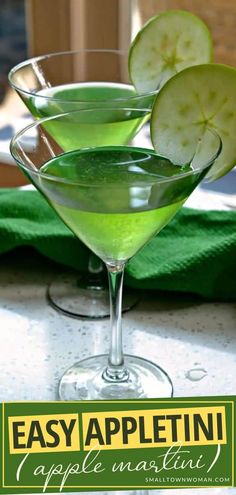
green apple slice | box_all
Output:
[151,63,236,180]
[129,10,213,94]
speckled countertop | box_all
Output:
[0,185,235,495]
[0,251,235,402]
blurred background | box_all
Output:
[0,0,235,186]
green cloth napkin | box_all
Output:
[0,188,236,301]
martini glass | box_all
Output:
[10,109,221,400]
[8,49,156,319]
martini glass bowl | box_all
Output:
[10,109,221,400]
[8,49,156,319]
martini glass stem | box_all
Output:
[88,253,104,275]
[86,253,107,289]
[103,263,129,382]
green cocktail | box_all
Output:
[9,50,155,318]
[10,107,221,400]
[28,82,152,150]
[40,146,207,263]
[8,12,215,318]
[30,82,138,113]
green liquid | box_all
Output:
[28,82,152,149]
[38,147,208,263]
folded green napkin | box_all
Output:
[0,188,236,301]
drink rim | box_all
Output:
[8,49,158,103]
[10,108,222,187]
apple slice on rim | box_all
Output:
[129,10,213,94]
[151,63,236,180]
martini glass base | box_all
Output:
[59,354,173,400]
[47,272,140,319]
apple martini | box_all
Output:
[8,50,155,151]
[8,8,214,319]
[10,107,221,400]
[8,49,155,319]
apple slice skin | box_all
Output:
[129,10,213,94]
[151,64,236,180]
